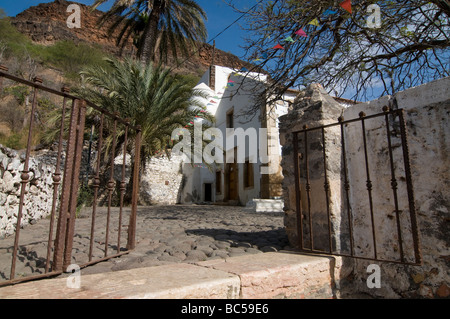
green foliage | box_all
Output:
[39,41,111,80]
[1,132,26,149]
[2,85,30,105]
[0,11,33,60]
[76,184,94,217]
[92,0,207,62]
[0,9,111,81]
[76,57,214,160]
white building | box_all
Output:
[179,65,298,207]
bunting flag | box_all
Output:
[263,1,357,54]
[323,9,337,15]
[240,67,248,72]
[295,28,307,37]
[273,43,285,49]
[340,0,352,13]
[228,80,235,83]
[209,100,217,103]
[284,36,295,43]
[308,18,320,27]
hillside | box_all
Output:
[9,0,252,76]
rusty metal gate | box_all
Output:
[292,107,422,265]
[0,65,141,286]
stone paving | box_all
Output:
[83,204,291,275]
[0,205,290,281]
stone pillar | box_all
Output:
[279,83,344,250]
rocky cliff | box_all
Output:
[10,0,251,76]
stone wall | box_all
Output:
[0,145,58,238]
[279,77,450,298]
[0,144,185,237]
[139,154,184,206]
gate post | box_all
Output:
[63,100,87,270]
[53,99,86,272]
[127,126,142,250]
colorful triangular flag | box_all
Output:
[323,9,337,16]
[295,29,307,37]
[284,36,295,43]
[240,67,248,72]
[339,0,352,13]
[273,44,285,50]
[308,18,320,27]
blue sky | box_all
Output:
[0,0,254,59]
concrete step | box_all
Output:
[0,252,349,299]
[247,199,284,213]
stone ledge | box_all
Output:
[195,252,341,299]
[0,252,345,299]
[0,263,241,299]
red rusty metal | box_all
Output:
[10,77,42,280]
[63,99,87,271]
[127,126,142,251]
[0,66,143,286]
[105,115,118,258]
[45,86,71,273]
[118,120,130,254]
[89,112,104,262]
[292,108,422,265]
[52,98,80,272]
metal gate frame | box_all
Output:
[292,106,422,265]
[0,65,142,287]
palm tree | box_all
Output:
[92,0,208,63]
[76,57,214,202]
[78,57,214,161]
[42,57,214,204]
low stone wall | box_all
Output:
[0,145,58,238]
[0,144,185,237]
[279,77,450,298]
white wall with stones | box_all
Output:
[279,77,450,298]
[0,146,58,238]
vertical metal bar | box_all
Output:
[53,99,80,272]
[292,132,304,250]
[303,126,313,250]
[398,109,422,265]
[10,77,42,279]
[117,121,129,253]
[63,100,87,270]
[89,113,104,261]
[338,116,354,257]
[105,115,118,257]
[45,87,70,273]
[359,112,377,260]
[321,127,333,253]
[127,126,142,251]
[383,106,405,263]
[0,65,8,92]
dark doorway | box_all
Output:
[204,183,212,202]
